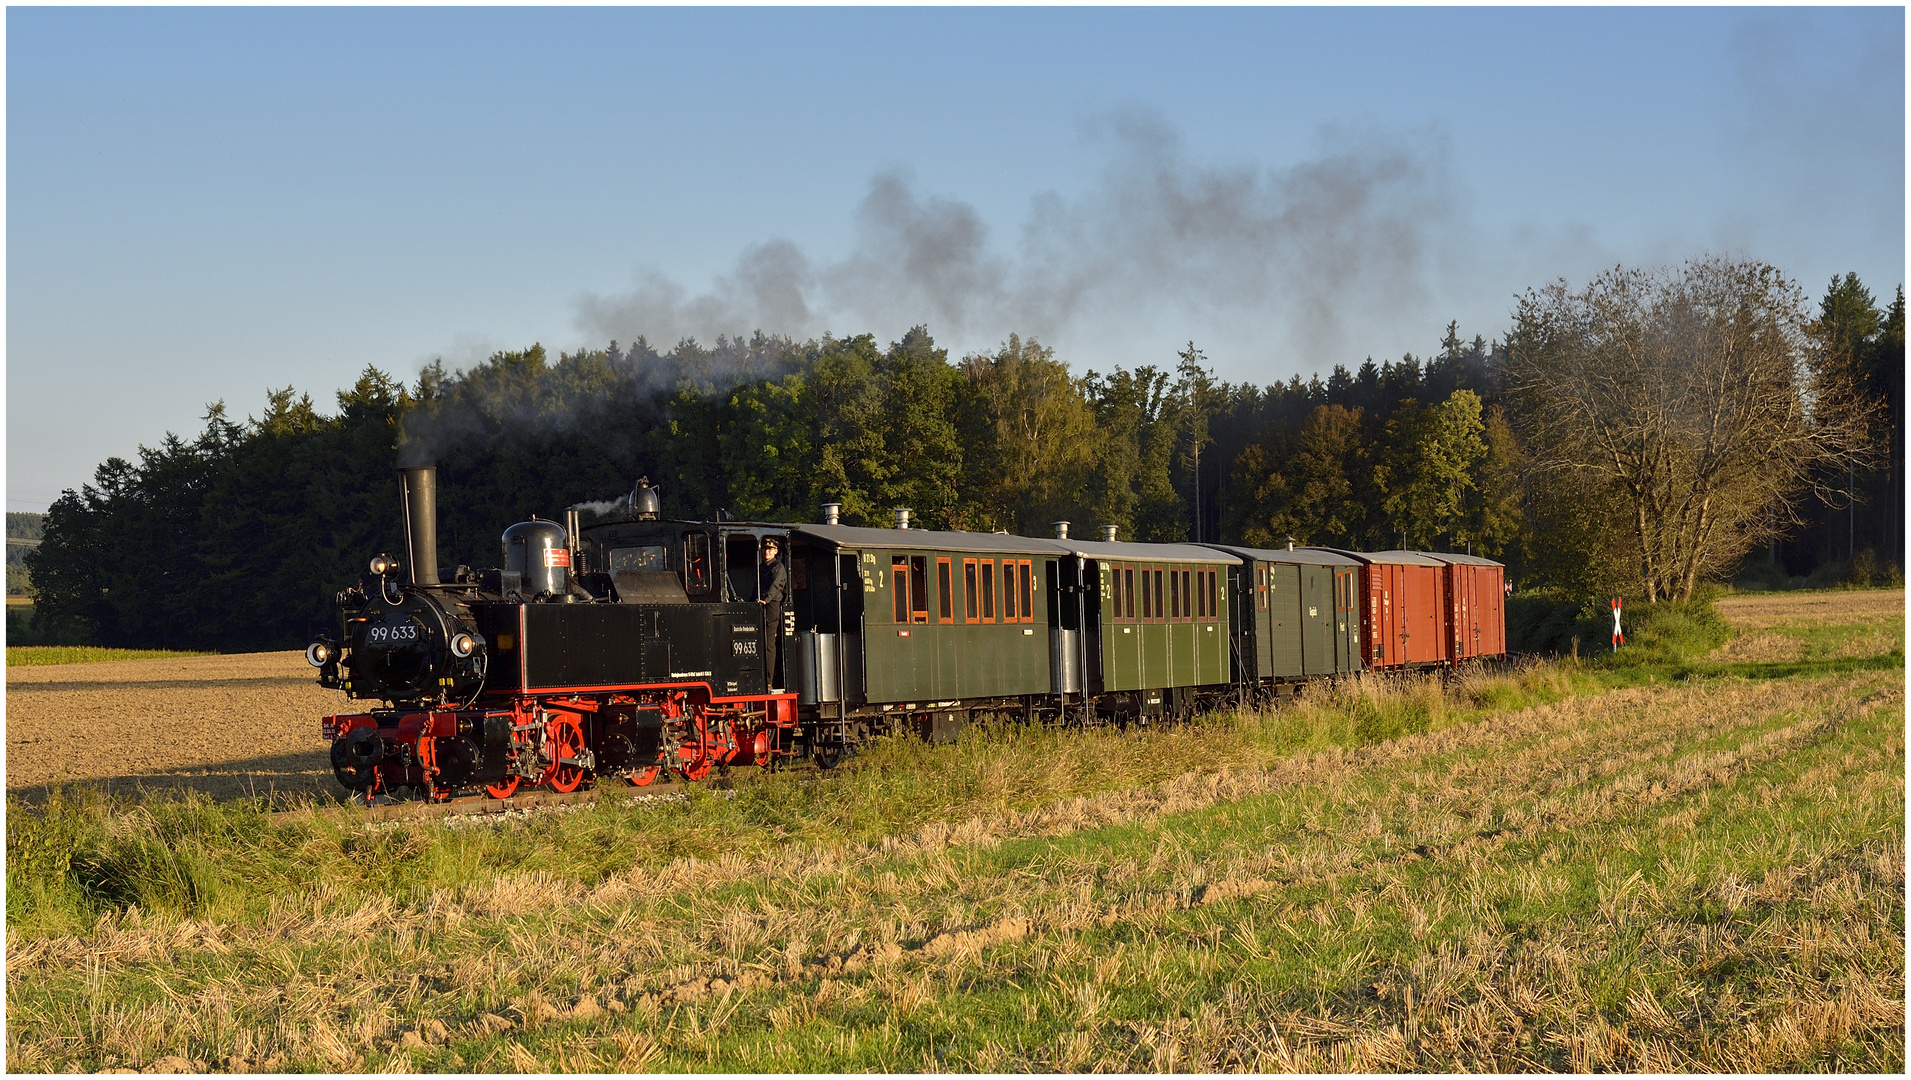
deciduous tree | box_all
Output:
[1503,258,1874,601]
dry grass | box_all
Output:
[6,659,1902,1072]
[6,647,216,667]
[1715,587,1903,631]
[1710,588,1904,664]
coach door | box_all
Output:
[1267,563,1303,677]
[1333,567,1360,672]
[1298,564,1336,676]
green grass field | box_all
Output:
[6,646,217,667]
[5,592,1902,1071]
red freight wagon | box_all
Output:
[1315,549,1450,667]
[1423,553,1507,660]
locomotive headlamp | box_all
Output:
[450,632,478,658]
[305,641,334,667]
[369,554,400,577]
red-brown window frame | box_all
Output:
[981,560,996,622]
[1257,565,1268,610]
[1017,559,1035,623]
[909,555,929,623]
[936,557,955,624]
[962,558,980,623]
[1001,560,1018,621]
[1169,566,1183,621]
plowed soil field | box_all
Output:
[6,651,340,801]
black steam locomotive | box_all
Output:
[315,467,796,801]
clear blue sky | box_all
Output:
[7,5,1904,512]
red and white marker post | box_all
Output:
[1611,597,1624,649]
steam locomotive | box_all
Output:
[314,467,1507,801]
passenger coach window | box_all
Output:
[1019,559,1035,622]
[1124,567,1137,619]
[892,557,910,623]
[981,561,996,621]
[910,556,929,622]
[963,559,980,623]
[1169,569,1182,620]
[893,556,930,623]
[1002,561,1018,621]
[937,558,955,624]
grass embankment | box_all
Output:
[6,646,216,667]
[5,593,1902,1071]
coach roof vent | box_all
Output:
[1102,525,1118,542]
[820,502,842,526]
[895,508,911,530]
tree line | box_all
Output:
[24,257,1899,652]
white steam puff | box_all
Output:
[574,108,1461,371]
[568,498,631,516]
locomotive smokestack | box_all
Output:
[1102,525,1118,542]
[821,502,841,526]
[399,466,439,587]
[1053,521,1070,540]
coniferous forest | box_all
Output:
[20,262,1904,653]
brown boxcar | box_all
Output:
[1316,549,1450,667]
[1421,552,1507,660]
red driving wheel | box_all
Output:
[541,715,588,793]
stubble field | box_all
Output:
[4,589,1903,1071]
[6,652,338,801]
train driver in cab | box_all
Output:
[760,537,790,689]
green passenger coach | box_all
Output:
[1046,537,1235,720]
[786,523,1060,710]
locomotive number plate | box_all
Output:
[366,623,420,644]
